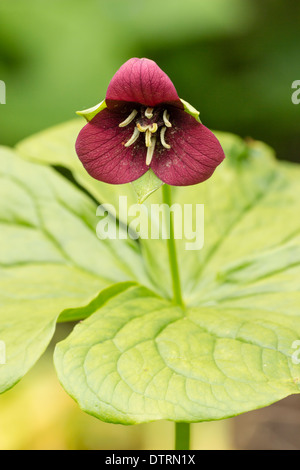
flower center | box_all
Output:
[119,107,172,166]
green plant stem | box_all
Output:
[162,184,183,306]
[175,422,191,450]
[162,185,190,450]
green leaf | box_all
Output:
[58,281,137,323]
[0,147,150,393]
[16,120,138,225]
[15,121,300,306]
[134,135,285,302]
[13,121,300,421]
[54,285,300,424]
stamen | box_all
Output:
[145,129,152,148]
[119,109,138,127]
[163,110,172,128]
[145,107,154,119]
[149,123,158,133]
[160,127,171,149]
[137,123,148,132]
[124,126,140,147]
[146,136,156,166]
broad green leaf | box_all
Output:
[137,135,300,306]
[16,121,300,305]
[14,120,300,421]
[58,281,137,323]
[54,285,300,424]
[0,147,150,393]
[16,119,138,227]
[129,134,280,299]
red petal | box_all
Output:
[106,58,181,108]
[75,108,148,184]
[151,109,225,186]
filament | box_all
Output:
[124,127,140,147]
[145,107,154,119]
[163,110,172,128]
[160,127,171,149]
[146,136,156,165]
[119,109,138,127]
[145,129,152,148]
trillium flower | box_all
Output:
[75,58,225,186]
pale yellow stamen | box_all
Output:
[160,126,171,149]
[149,123,158,133]
[163,109,172,128]
[137,123,148,132]
[124,127,140,147]
[119,109,138,127]
[146,136,156,166]
[145,107,154,119]
[145,129,152,148]
[120,108,171,166]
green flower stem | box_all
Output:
[162,185,190,449]
[162,184,184,307]
[175,423,191,450]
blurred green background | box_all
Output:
[0,0,299,162]
[1,0,300,450]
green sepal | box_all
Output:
[131,169,164,204]
[76,99,107,122]
[180,98,201,122]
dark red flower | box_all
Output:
[75,58,225,186]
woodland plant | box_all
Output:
[0,58,300,450]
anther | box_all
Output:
[145,107,154,119]
[163,110,172,128]
[124,127,140,147]
[146,136,156,166]
[149,123,158,133]
[160,127,171,149]
[119,109,138,127]
[137,123,148,132]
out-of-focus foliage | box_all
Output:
[0,0,299,162]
